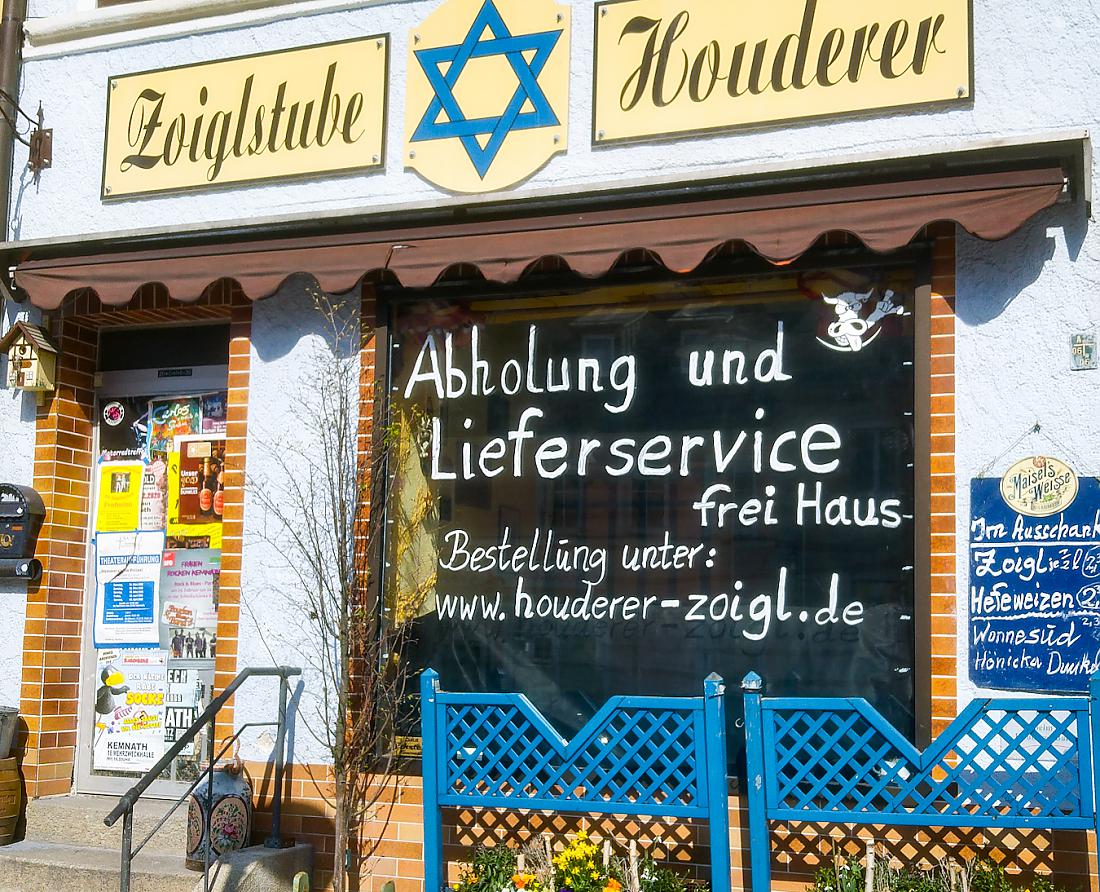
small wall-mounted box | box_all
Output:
[0,479,44,581]
[0,321,57,393]
[0,484,45,564]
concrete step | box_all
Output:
[0,839,198,892]
[25,792,188,855]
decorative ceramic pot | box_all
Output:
[186,749,253,870]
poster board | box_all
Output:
[91,386,230,779]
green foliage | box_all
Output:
[456,845,519,892]
[969,862,1014,892]
[887,868,942,892]
[810,858,1077,892]
[638,856,692,892]
[812,860,864,892]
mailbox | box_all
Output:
[0,484,45,581]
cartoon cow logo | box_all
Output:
[800,271,910,353]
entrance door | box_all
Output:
[75,323,230,796]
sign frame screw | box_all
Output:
[597,130,605,140]
[104,185,112,194]
[957,85,967,98]
[409,150,417,160]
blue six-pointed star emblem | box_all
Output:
[411,0,563,179]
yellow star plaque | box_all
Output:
[405,0,571,194]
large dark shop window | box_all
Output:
[385,262,918,769]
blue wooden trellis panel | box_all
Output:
[742,671,1100,892]
[421,669,731,892]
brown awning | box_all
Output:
[14,167,1065,310]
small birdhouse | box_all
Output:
[0,321,58,393]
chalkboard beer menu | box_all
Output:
[386,267,917,769]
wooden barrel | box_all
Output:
[0,757,22,845]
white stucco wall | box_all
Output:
[5,0,1100,241]
[0,302,41,709]
[1,0,1098,760]
[237,280,360,765]
[954,202,1100,703]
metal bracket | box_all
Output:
[26,103,51,182]
[28,127,51,175]
[1,266,24,304]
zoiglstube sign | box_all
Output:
[593,0,972,143]
[102,37,388,199]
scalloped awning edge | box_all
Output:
[14,167,1066,311]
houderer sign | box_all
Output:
[593,0,972,143]
[102,37,388,199]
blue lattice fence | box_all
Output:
[742,671,1100,892]
[420,669,731,892]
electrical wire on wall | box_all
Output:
[0,88,33,150]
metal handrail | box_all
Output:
[104,665,302,892]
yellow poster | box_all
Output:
[166,452,223,550]
[95,462,144,533]
[103,36,389,199]
[404,0,571,193]
[593,0,972,143]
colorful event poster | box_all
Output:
[93,648,168,772]
[93,530,165,647]
[147,397,201,457]
[160,548,220,643]
[139,458,168,531]
[94,462,144,533]
[166,437,225,549]
[201,392,228,434]
[175,436,225,525]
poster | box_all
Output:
[147,396,201,456]
[160,549,220,659]
[164,667,209,746]
[175,436,226,525]
[93,648,168,772]
[387,269,917,769]
[99,396,150,461]
[201,392,228,434]
[139,458,168,531]
[94,462,144,533]
[94,530,165,647]
[969,473,1100,692]
[166,446,223,550]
